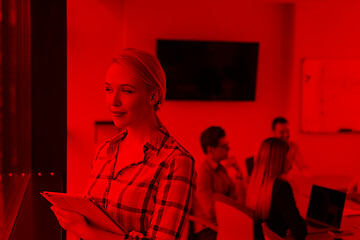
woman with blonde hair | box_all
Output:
[246,137,307,240]
[51,49,196,240]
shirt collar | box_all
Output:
[107,125,169,155]
[143,126,169,155]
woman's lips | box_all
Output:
[112,111,126,117]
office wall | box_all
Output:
[123,0,295,170]
[67,0,125,191]
[67,1,360,239]
[67,0,360,199]
[291,1,360,175]
[67,0,294,197]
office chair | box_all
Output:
[245,156,254,176]
[214,194,255,240]
[181,212,218,240]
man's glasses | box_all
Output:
[217,143,230,150]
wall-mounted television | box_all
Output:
[156,39,259,101]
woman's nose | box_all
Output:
[110,91,122,106]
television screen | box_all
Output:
[156,39,259,101]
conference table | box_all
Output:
[289,174,360,240]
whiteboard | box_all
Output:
[301,59,360,133]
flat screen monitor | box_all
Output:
[156,39,259,101]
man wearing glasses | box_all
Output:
[192,126,246,240]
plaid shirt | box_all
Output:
[85,126,196,240]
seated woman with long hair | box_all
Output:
[246,137,307,240]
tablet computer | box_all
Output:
[41,191,126,235]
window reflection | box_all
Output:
[0,0,31,238]
[0,0,3,175]
[1,0,31,174]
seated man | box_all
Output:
[272,117,310,175]
[192,126,246,240]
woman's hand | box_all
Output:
[51,206,89,238]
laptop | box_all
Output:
[305,185,346,234]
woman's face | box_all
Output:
[105,63,154,129]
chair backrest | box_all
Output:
[214,194,255,240]
[261,223,284,240]
[183,210,218,240]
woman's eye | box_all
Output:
[105,87,112,92]
[122,89,133,94]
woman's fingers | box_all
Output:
[51,206,64,217]
[129,231,144,238]
[49,206,89,239]
[51,206,78,219]
[52,210,71,230]
[50,206,87,231]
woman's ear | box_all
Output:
[150,88,161,107]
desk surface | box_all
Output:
[290,174,360,240]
